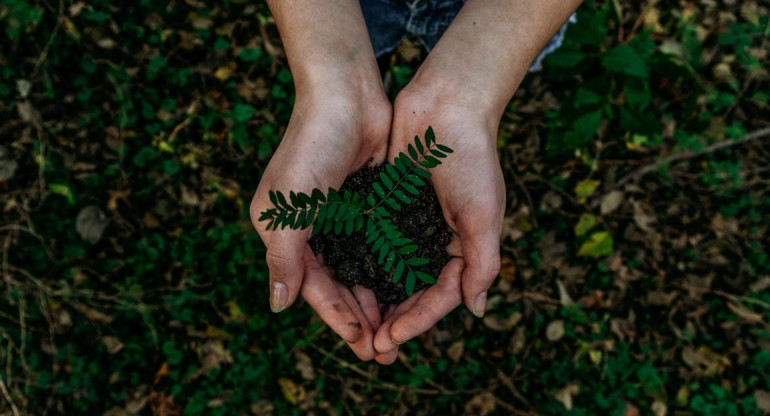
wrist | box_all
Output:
[400,67,505,132]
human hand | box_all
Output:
[250,87,392,361]
[372,86,505,365]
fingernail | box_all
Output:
[393,339,406,345]
[270,282,288,313]
[472,291,487,318]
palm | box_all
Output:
[372,97,504,364]
[251,97,390,360]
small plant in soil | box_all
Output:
[258,127,453,303]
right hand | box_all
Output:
[250,87,392,361]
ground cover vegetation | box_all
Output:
[0,0,768,415]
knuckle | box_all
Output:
[265,248,293,271]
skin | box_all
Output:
[253,0,582,364]
[250,0,390,361]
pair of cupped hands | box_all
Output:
[250,77,505,365]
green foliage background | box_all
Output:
[0,0,768,415]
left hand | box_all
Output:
[372,84,505,365]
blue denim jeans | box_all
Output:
[360,0,575,71]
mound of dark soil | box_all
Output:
[309,164,451,305]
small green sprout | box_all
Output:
[258,126,453,295]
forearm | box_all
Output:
[266,0,383,98]
[409,0,582,122]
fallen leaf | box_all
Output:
[483,312,522,331]
[574,213,596,236]
[71,302,113,323]
[447,340,464,362]
[68,1,86,17]
[575,179,601,203]
[278,378,305,405]
[153,362,169,385]
[631,200,657,232]
[727,302,764,324]
[199,340,233,374]
[623,401,640,416]
[651,400,668,416]
[0,146,18,181]
[600,190,624,214]
[578,232,614,257]
[555,383,579,410]
[711,213,739,237]
[754,391,770,413]
[546,320,565,341]
[295,352,315,380]
[464,392,496,416]
[556,279,575,306]
[76,205,109,243]
[16,79,31,98]
[102,336,124,354]
[97,38,117,49]
[214,65,233,81]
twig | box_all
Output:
[312,346,443,395]
[494,397,533,416]
[496,368,529,406]
[614,126,770,189]
[0,373,20,416]
[29,0,64,79]
[312,345,484,396]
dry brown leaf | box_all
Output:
[754,391,770,414]
[727,302,764,324]
[600,190,624,214]
[295,352,315,380]
[71,302,114,323]
[153,362,169,385]
[546,320,565,342]
[278,378,305,405]
[623,401,640,416]
[447,340,464,363]
[199,340,233,374]
[483,312,522,332]
[0,145,18,181]
[556,279,575,306]
[631,200,657,232]
[555,383,579,410]
[651,400,667,416]
[464,392,496,416]
[102,336,124,355]
[711,213,739,237]
[76,205,109,243]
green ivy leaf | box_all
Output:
[575,179,601,203]
[601,44,650,78]
[574,213,596,236]
[231,104,256,123]
[577,231,614,257]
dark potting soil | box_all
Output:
[308,164,452,305]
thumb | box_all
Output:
[264,230,307,313]
[460,231,501,318]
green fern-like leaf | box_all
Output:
[258,126,453,297]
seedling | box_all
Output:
[258,126,453,295]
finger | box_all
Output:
[264,229,308,312]
[301,254,364,344]
[373,291,426,354]
[352,285,382,330]
[338,285,377,361]
[446,233,462,257]
[459,230,501,318]
[388,258,464,345]
[375,348,399,365]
